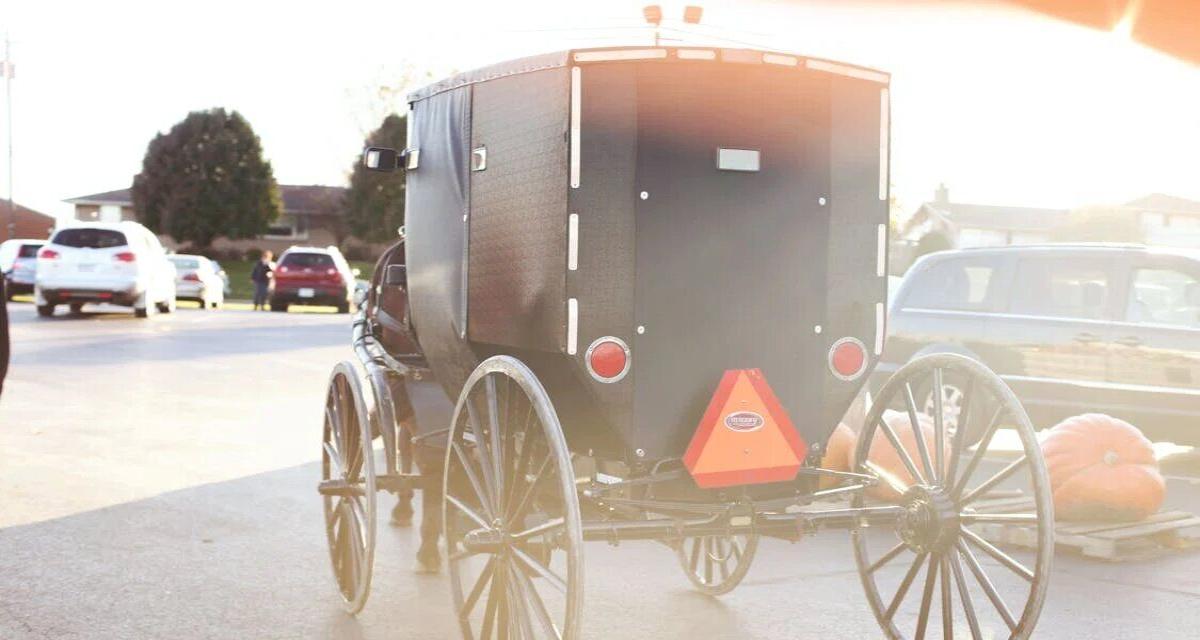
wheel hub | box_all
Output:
[897,486,960,553]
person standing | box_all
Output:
[1,272,9,398]
[250,251,275,311]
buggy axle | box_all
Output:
[318,473,424,498]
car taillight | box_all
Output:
[326,268,337,276]
[829,337,868,381]
[586,337,630,383]
[278,266,289,274]
[39,248,60,260]
[182,272,202,282]
[113,252,136,263]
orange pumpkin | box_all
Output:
[861,410,951,500]
[819,423,857,489]
[1041,413,1165,521]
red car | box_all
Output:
[269,246,357,313]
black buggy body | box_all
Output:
[401,46,890,465]
[323,46,1055,640]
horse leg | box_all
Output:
[415,448,443,573]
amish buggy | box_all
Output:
[318,46,1054,639]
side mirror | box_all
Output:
[384,264,407,287]
[363,147,400,172]
[351,267,362,278]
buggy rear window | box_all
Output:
[17,244,42,258]
[280,253,335,268]
[52,228,128,249]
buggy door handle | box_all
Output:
[1114,335,1143,347]
[1073,332,1101,343]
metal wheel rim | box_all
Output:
[442,355,584,640]
[675,533,759,596]
[321,361,377,615]
[851,353,1053,640]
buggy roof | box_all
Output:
[407,46,890,103]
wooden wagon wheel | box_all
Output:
[851,353,1053,640]
[442,356,584,640]
[676,533,759,596]
[321,361,377,615]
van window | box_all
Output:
[52,228,128,249]
[17,244,42,258]
[904,258,1000,312]
[1127,268,1200,328]
[1010,257,1109,320]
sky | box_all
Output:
[2,0,1198,222]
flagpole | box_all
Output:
[5,32,13,241]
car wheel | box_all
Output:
[914,371,998,448]
[337,302,350,314]
[135,306,150,318]
[271,302,288,312]
[69,303,84,315]
[37,304,55,318]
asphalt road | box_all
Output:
[2,301,1199,639]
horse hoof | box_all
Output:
[416,550,441,574]
[390,505,414,527]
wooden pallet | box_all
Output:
[971,496,1200,562]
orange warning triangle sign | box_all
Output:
[683,369,808,489]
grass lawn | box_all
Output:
[218,260,375,301]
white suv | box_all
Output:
[35,222,178,318]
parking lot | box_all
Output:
[2,301,1199,639]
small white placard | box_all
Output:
[717,148,760,172]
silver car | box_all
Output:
[2,240,45,299]
[167,254,226,309]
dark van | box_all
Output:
[880,244,1200,444]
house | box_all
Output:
[63,185,352,256]
[0,198,57,242]
[1123,193,1200,248]
[893,185,1069,272]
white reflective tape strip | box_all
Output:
[568,214,579,271]
[573,49,667,62]
[570,66,581,189]
[874,302,885,355]
[567,298,579,355]
[876,223,887,278]
[806,59,890,84]
[879,87,890,201]
[676,48,716,60]
[762,53,798,67]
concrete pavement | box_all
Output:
[2,301,1199,639]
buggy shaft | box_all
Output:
[578,505,906,542]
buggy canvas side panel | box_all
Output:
[467,68,571,351]
[405,85,479,399]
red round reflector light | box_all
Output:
[829,337,867,381]
[585,337,630,383]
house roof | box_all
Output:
[0,198,55,220]
[64,185,348,215]
[1123,193,1200,216]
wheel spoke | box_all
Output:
[940,556,954,640]
[951,406,1004,498]
[507,569,538,640]
[864,460,912,496]
[868,542,909,574]
[447,493,493,530]
[323,441,345,479]
[957,540,1017,631]
[453,441,498,519]
[689,537,702,573]
[485,375,505,504]
[512,547,568,594]
[509,455,552,524]
[931,368,947,484]
[903,382,937,485]
[704,538,714,585]
[960,455,1027,506]
[945,376,975,488]
[949,551,983,639]
[511,517,564,542]
[462,557,497,618]
[873,414,926,487]
[480,562,502,640]
[960,513,1037,525]
[505,415,539,523]
[885,551,929,621]
[914,553,938,640]
[960,527,1034,582]
[466,403,500,509]
[512,557,563,639]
